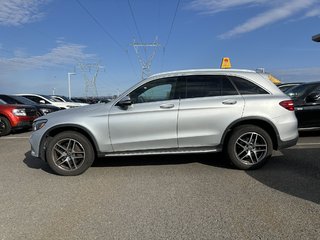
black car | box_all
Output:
[285,82,320,130]
[278,82,303,92]
[0,94,60,117]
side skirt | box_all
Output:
[101,146,222,157]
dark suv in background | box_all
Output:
[285,82,320,130]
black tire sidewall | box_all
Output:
[46,131,95,176]
[226,125,273,170]
[0,116,11,136]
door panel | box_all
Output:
[109,100,179,151]
[295,104,320,128]
[178,95,244,147]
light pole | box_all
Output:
[68,72,76,100]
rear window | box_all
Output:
[229,76,269,95]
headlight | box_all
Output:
[40,108,52,115]
[12,108,26,116]
[32,119,47,131]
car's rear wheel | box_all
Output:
[46,131,95,176]
[0,116,11,136]
[226,125,273,170]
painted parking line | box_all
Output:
[0,136,30,139]
[296,143,320,146]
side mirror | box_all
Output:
[117,96,132,107]
[305,92,320,103]
[39,100,46,104]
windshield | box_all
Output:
[0,99,6,104]
[285,84,309,98]
[41,95,58,102]
[58,96,73,102]
[11,96,36,105]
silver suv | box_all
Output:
[30,69,298,175]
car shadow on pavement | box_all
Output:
[92,152,233,169]
[23,151,56,174]
[23,150,233,174]
[246,148,320,204]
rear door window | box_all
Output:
[184,75,238,99]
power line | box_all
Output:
[164,0,181,48]
[161,0,181,70]
[75,0,125,52]
[127,0,144,44]
[75,0,138,79]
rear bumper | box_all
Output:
[277,135,299,150]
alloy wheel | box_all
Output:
[234,132,268,165]
[52,138,86,171]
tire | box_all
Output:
[0,116,11,136]
[226,125,273,170]
[46,131,95,176]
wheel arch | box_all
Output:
[221,117,280,150]
[39,124,100,161]
[0,113,13,126]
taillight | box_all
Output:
[279,100,294,111]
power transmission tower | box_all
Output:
[78,63,104,98]
[132,37,160,79]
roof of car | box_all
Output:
[299,81,320,86]
[149,69,256,79]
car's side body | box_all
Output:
[285,82,320,129]
[30,69,299,175]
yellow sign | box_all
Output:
[220,57,231,69]
[268,74,281,85]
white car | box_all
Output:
[16,94,84,109]
[51,95,88,107]
[30,69,298,176]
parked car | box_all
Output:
[0,94,60,117]
[30,69,298,176]
[285,81,320,130]
[51,95,88,107]
[0,99,37,136]
[277,82,303,92]
[16,94,84,109]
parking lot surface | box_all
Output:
[0,131,319,240]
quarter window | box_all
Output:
[229,76,269,95]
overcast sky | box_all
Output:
[0,0,320,97]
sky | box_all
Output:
[0,0,320,97]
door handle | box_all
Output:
[160,104,174,109]
[222,100,237,105]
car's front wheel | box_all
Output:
[46,131,95,176]
[226,125,273,170]
[0,116,11,136]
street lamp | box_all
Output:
[68,72,76,100]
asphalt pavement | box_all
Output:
[0,131,319,240]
